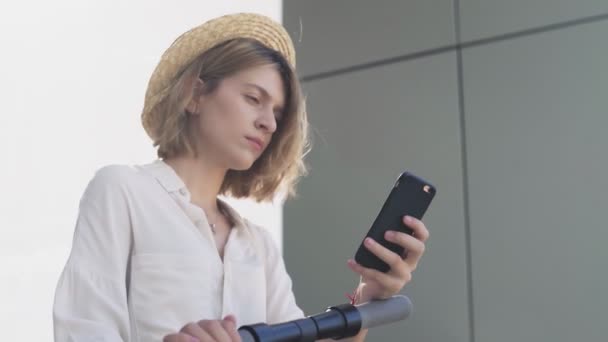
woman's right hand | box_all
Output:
[163,315,241,342]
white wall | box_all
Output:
[0,1,282,339]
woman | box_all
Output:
[53,13,429,342]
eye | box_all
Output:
[245,95,260,104]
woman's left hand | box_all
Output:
[347,215,429,302]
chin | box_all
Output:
[230,156,257,171]
[225,147,260,171]
[231,164,253,171]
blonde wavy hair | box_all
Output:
[146,38,310,201]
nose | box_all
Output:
[255,107,277,133]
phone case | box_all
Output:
[354,172,436,273]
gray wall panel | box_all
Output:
[460,0,608,42]
[283,0,455,77]
[463,20,608,342]
[284,53,470,341]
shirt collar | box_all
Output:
[141,159,247,229]
[141,159,185,193]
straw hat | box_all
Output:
[141,12,296,140]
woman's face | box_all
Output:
[189,63,285,170]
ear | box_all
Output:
[185,78,205,115]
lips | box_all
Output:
[246,137,264,151]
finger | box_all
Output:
[223,314,237,325]
[385,230,426,269]
[220,321,241,342]
[180,322,211,341]
[347,259,406,294]
[199,320,232,341]
[163,332,201,342]
[221,316,241,342]
[362,237,406,272]
[403,216,429,242]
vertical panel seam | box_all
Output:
[454,1,475,342]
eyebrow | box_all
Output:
[244,83,285,114]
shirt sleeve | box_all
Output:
[256,227,305,324]
[53,166,133,342]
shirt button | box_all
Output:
[179,188,187,196]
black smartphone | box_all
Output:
[354,172,436,273]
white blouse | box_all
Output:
[53,160,304,341]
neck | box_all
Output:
[163,154,227,213]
